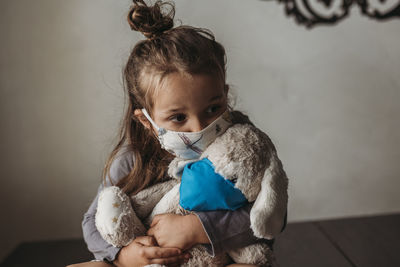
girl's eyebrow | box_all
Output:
[209,94,223,102]
[161,94,223,115]
[161,107,185,114]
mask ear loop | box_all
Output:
[141,108,166,135]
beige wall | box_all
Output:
[1,0,399,261]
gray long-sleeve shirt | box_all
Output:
[82,147,281,262]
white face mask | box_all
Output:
[141,108,232,159]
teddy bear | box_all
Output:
[95,111,289,267]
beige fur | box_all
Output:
[96,118,288,267]
[95,186,146,247]
[200,124,288,239]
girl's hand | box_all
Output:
[147,213,210,250]
[113,236,190,267]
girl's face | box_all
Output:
[135,72,229,133]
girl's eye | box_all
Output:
[207,105,221,114]
[170,114,186,122]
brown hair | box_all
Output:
[102,0,228,195]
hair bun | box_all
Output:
[127,0,174,39]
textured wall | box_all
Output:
[0,0,399,261]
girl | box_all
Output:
[70,0,287,266]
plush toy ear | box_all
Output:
[95,186,146,247]
[250,152,288,239]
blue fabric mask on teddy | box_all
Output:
[179,158,248,211]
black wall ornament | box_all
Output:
[262,0,400,28]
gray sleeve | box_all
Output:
[194,202,271,256]
[82,148,134,261]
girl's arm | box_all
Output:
[82,147,134,261]
[83,183,189,266]
[194,203,287,256]
[82,184,121,262]
[147,202,286,256]
[82,150,188,265]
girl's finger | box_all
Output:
[150,214,162,227]
[147,226,154,236]
[134,235,158,247]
